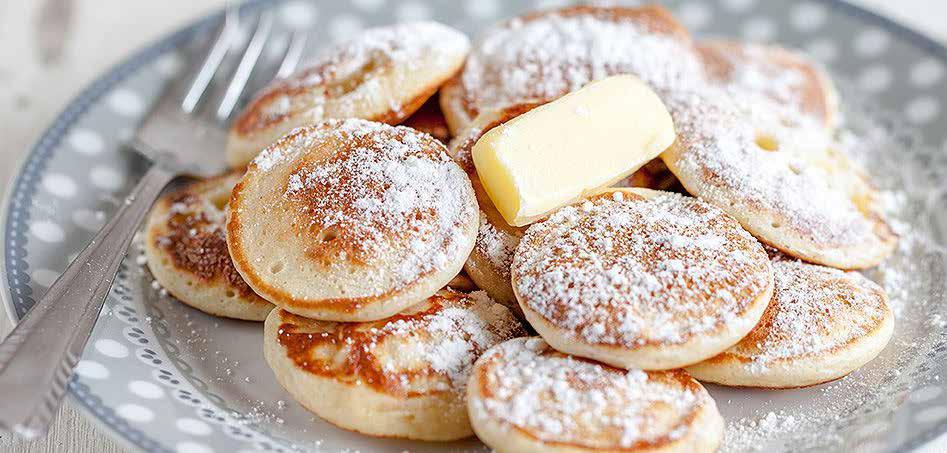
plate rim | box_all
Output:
[1,0,946,452]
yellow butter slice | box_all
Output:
[472,75,676,226]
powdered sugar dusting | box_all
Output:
[513,191,770,347]
[732,259,888,374]
[665,84,884,250]
[250,119,476,296]
[239,21,469,130]
[277,290,524,396]
[383,290,526,391]
[459,7,704,115]
[471,338,706,448]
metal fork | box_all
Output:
[0,7,306,438]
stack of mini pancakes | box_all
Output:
[143,5,897,452]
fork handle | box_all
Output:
[0,164,175,438]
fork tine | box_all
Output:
[215,11,274,122]
[180,7,241,114]
[276,31,308,79]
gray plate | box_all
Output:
[3,1,947,452]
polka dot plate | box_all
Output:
[2,1,947,452]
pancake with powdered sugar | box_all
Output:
[227,119,479,321]
[512,188,773,370]
[228,21,469,166]
[439,4,703,134]
[263,289,525,440]
[145,171,273,321]
[467,337,723,452]
[687,258,893,388]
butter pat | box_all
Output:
[472,75,676,226]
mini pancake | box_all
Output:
[687,259,893,388]
[144,171,273,321]
[661,83,897,269]
[402,94,451,144]
[440,5,703,134]
[699,40,840,129]
[263,289,526,441]
[228,21,470,167]
[512,188,773,370]
[467,337,724,453]
[227,119,479,322]
[450,104,678,314]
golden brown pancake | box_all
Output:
[227,119,479,321]
[263,289,526,440]
[467,337,724,452]
[687,258,893,388]
[440,5,703,134]
[512,188,773,370]
[661,82,896,269]
[228,21,470,166]
[144,171,273,321]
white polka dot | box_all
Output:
[854,28,890,57]
[177,441,214,453]
[90,166,125,191]
[909,385,943,403]
[68,129,104,155]
[156,53,183,77]
[176,418,212,436]
[43,173,77,198]
[108,89,146,117]
[280,0,317,29]
[31,268,60,287]
[721,0,756,13]
[533,0,570,8]
[30,221,64,243]
[75,360,109,379]
[911,58,945,87]
[117,404,155,423]
[396,1,431,22]
[905,97,940,124]
[741,17,776,42]
[915,406,947,424]
[466,0,499,19]
[72,209,106,232]
[790,2,827,31]
[129,380,165,400]
[806,39,838,63]
[677,3,712,30]
[329,14,364,43]
[352,0,385,11]
[94,339,129,358]
[858,65,892,92]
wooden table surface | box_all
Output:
[0,0,944,451]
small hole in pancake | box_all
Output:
[186,280,193,287]
[270,262,285,274]
[789,164,803,175]
[317,228,339,243]
[755,134,780,152]
[771,222,781,228]
[225,290,236,298]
